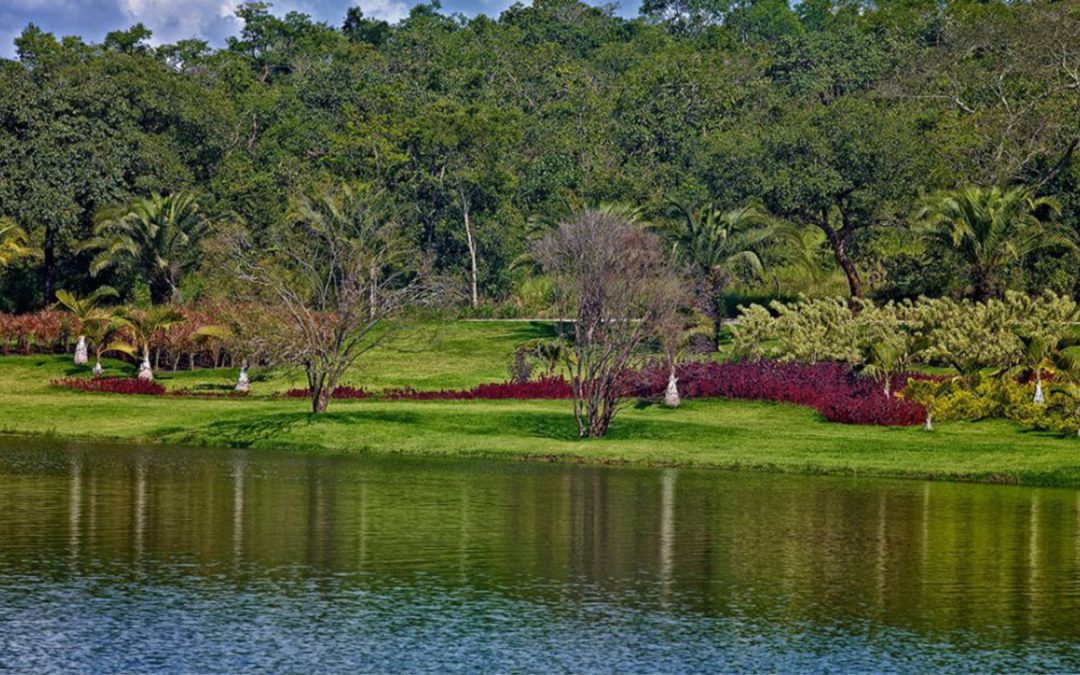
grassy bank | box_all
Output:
[2,321,1079,487]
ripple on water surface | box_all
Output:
[1,439,1080,671]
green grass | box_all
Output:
[2,320,1080,487]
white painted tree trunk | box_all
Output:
[74,336,88,365]
[664,370,680,408]
[923,411,933,431]
[92,359,103,378]
[461,186,479,308]
[138,355,153,381]
[235,364,250,392]
[1034,376,1045,404]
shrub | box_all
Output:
[284,377,574,402]
[628,361,928,426]
[52,377,166,396]
[385,376,574,401]
[284,385,370,400]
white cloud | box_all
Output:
[115,0,241,44]
[350,0,409,23]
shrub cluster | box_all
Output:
[283,377,573,401]
[52,377,166,396]
[283,385,371,400]
[281,365,923,426]
[629,361,927,426]
[0,311,71,355]
[1,304,248,370]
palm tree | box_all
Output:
[1047,350,1080,438]
[861,340,905,399]
[0,218,36,267]
[660,202,774,351]
[916,186,1075,301]
[83,192,212,304]
[55,287,119,365]
[82,313,134,378]
[1016,334,1055,404]
[114,306,187,381]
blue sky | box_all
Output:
[0,0,641,58]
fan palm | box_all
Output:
[659,202,773,350]
[83,192,212,304]
[916,186,1075,301]
[55,287,119,365]
[0,218,36,267]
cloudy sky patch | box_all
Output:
[0,0,638,58]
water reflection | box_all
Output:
[1,440,1080,670]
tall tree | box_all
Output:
[235,184,439,413]
[916,186,1076,301]
[534,209,683,438]
[84,193,213,304]
[660,202,773,350]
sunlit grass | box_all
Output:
[2,320,1080,487]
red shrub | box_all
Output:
[283,385,371,400]
[52,377,166,396]
[384,377,573,401]
[626,361,927,426]
[170,389,250,399]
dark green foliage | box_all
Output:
[0,0,1078,309]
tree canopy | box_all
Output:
[0,0,1078,311]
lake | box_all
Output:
[1,438,1080,672]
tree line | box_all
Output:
[0,0,1078,314]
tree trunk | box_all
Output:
[1034,373,1045,404]
[664,369,681,408]
[369,265,378,320]
[461,187,479,309]
[824,226,862,299]
[149,277,172,306]
[923,411,933,431]
[42,225,55,303]
[312,384,332,413]
[138,354,153,381]
[74,336,88,365]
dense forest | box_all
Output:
[1,0,1078,314]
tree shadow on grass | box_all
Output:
[315,405,727,443]
[317,407,583,441]
[172,411,311,448]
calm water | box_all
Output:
[2,440,1080,672]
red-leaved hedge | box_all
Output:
[283,377,573,401]
[56,361,925,427]
[626,361,926,426]
[52,377,166,396]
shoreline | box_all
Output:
[0,414,1073,489]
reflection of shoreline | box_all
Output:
[2,446,1079,644]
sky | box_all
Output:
[0,0,641,58]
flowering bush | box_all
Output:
[52,377,166,396]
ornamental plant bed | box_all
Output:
[626,361,927,426]
[282,377,573,402]
[52,377,166,396]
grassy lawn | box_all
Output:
[2,320,1080,487]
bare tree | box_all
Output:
[235,184,439,413]
[534,208,684,438]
